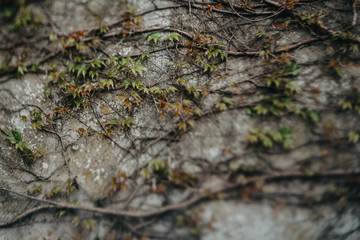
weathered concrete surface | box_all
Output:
[1,0,360,239]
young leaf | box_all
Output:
[55,210,67,218]
[122,117,135,129]
[72,216,82,227]
[106,119,119,126]
[166,86,178,93]
[222,97,234,105]
[28,185,42,196]
[91,59,106,68]
[147,32,162,44]
[262,136,273,148]
[15,141,31,151]
[130,60,146,76]
[285,82,301,96]
[168,32,181,42]
[285,62,301,76]
[348,131,359,144]
[166,61,174,67]
[254,104,268,115]
[107,56,119,65]
[85,219,95,230]
[31,64,40,72]
[141,52,150,59]
[141,168,151,179]
[47,185,62,198]
[17,65,27,76]
[120,78,132,90]
[76,63,88,78]
[283,138,294,149]
[68,62,76,73]
[204,64,217,73]
[216,102,227,111]
[309,110,320,123]
[177,121,187,131]
[6,129,22,144]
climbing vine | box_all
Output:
[1,0,360,239]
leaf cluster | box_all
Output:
[247,126,294,149]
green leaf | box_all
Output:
[17,65,27,76]
[166,86,178,93]
[15,141,31,151]
[89,70,98,79]
[177,121,187,131]
[254,104,268,115]
[187,119,195,128]
[148,85,163,95]
[222,97,234,105]
[28,185,42,196]
[122,117,135,129]
[130,60,146,76]
[108,69,119,78]
[220,51,228,60]
[166,61,174,67]
[177,61,186,67]
[204,64,217,73]
[168,32,181,42]
[348,131,359,144]
[334,67,343,77]
[147,32,162,44]
[205,46,221,60]
[259,50,269,60]
[280,126,293,139]
[216,102,227,111]
[72,216,82,227]
[338,100,352,110]
[285,62,301,76]
[192,91,199,99]
[141,52,150,59]
[48,62,57,71]
[85,219,95,230]
[141,168,151,179]
[257,31,266,38]
[285,82,301,96]
[246,107,255,116]
[74,98,82,108]
[91,59,106,68]
[68,62,76,73]
[229,161,239,172]
[283,138,294,149]
[6,129,22,144]
[120,78,132,90]
[183,99,193,106]
[30,110,43,121]
[49,32,58,41]
[107,56,119,65]
[194,107,204,116]
[55,210,66,218]
[31,64,40,72]
[47,185,62,198]
[269,131,283,142]
[309,110,320,123]
[247,133,258,144]
[100,25,109,34]
[76,63,88,78]
[132,80,145,90]
[106,119,119,126]
[262,136,273,148]
[117,57,132,70]
[100,79,114,89]
[149,158,165,171]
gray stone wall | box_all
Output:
[0,0,360,239]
